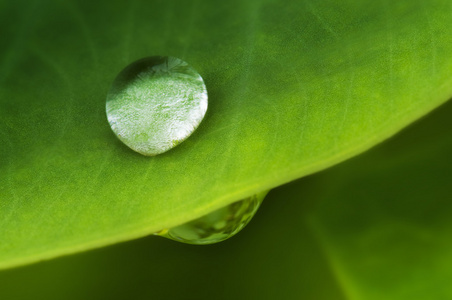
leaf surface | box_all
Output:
[1,97,451,299]
[1,0,452,268]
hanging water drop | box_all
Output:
[106,56,208,156]
[155,191,268,245]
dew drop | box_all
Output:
[106,56,208,156]
[155,191,268,245]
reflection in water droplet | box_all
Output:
[155,191,268,245]
[106,56,208,156]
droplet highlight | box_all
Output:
[106,56,208,156]
[155,191,268,245]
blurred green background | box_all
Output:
[1,96,451,299]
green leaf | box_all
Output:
[1,0,452,269]
[1,98,451,299]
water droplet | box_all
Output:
[155,191,268,245]
[106,56,208,156]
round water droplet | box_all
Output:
[106,56,208,156]
[155,191,268,245]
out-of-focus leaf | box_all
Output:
[309,100,452,300]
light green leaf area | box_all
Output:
[1,0,452,269]
[1,90,451,300]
